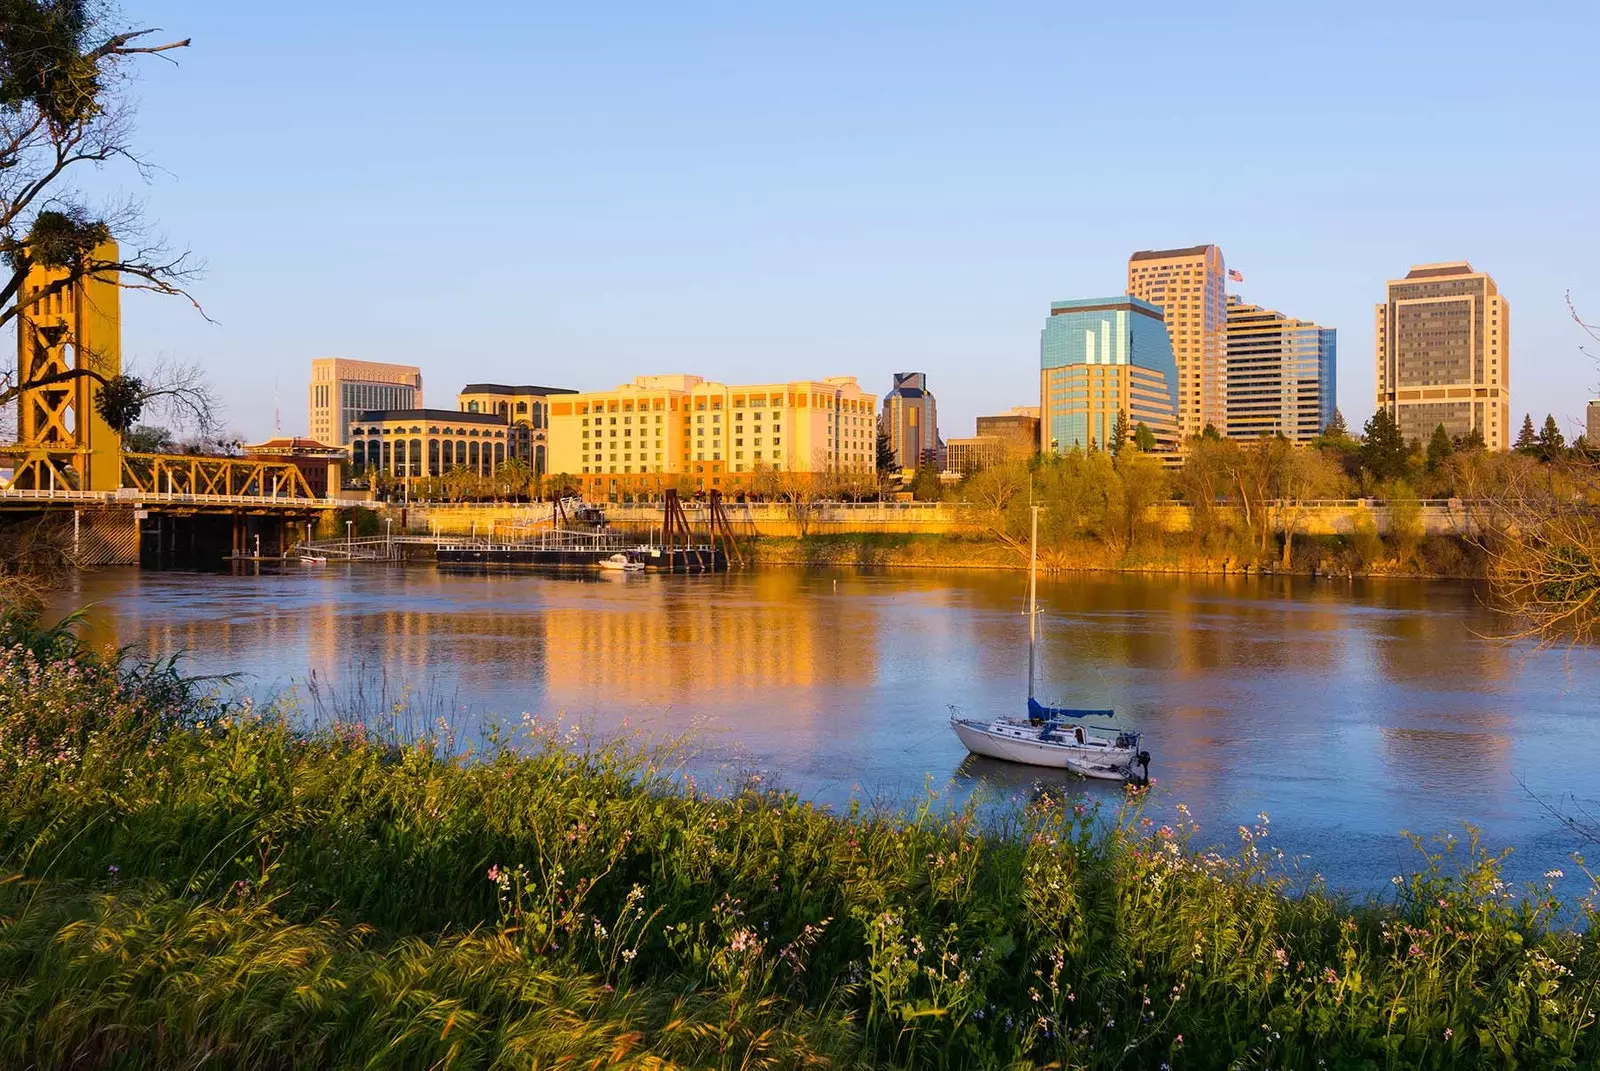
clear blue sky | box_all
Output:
[99,1,1600,441]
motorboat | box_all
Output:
[598,552,644,573]
[949,505,1151,784]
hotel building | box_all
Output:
[1039,297,1180,455]
[1127,244,1228,439]
[1376,262,1510,449]
[546,374,877,498]
[456,383,576,476]
[880,372,940,470]
[308,358,423,446]
[1224,297,1337,441]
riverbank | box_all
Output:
[2,612,1594,1069]
[748,531,1488,579]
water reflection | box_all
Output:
[45,566,1600,893]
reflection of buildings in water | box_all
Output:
[541,572,876,709]
[1369,605,1509,689]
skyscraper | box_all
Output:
[1127,244,1227,439]
[1224,297,1337,441]
[1039,297,1179,454]
[880,372,939,470]
[1588,400,1600,445]
[1375,262,1510,449]
[309,358,424,446]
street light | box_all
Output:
[346,519,353,554]
[386,517,392,559]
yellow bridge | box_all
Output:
[1,247,341,565]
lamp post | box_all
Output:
[386,517,392,559]
[346,520,353,555]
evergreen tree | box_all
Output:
[1513,414,1538,454]
[1133,421,1157,453]
[1425,423,1454,472]
[1324,408,1349,439]
[1109,409,1131,455]
[1359,408,1409,483]
[1200,422,1223,441]
[1453,427,1486,452]
[875,427,897,473]
[1537,414,1566,461]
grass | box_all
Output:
[1,610,1597,1069]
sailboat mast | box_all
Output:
[1028,504,1038,701]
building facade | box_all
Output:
[309,358,424,446]
[880,372,940,470]
[1224,297,1337,441]
[1376,262,1510,449]
[945,436,1004,475]
[974,406,1041,457]
[456,383,577,476]
[1588,400,1600,445]
[348,409,510,480]
[1127,244,1227,439]
[546,374,876,498]
[242,437,345,497]
[1039,297,1180,455]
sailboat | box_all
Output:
[949,505,1151,784]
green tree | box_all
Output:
[1513,413,1538,454]
[1109,409,1131,456]
[1537,414,1566,461]
[122,424,172,454]
[1200,422,1223,441]
[874,427,897,474]
[1425,423,1454,473]
[1324,407,1349,439]
[0,5,209,431]
[1359,408,1409,484]
[1133,421,1156,453]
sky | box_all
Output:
[74,0,1600,442]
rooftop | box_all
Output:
[1048,296,1165,318]
[1130,244,1215,262]
[353,408,508,425]
[458,383,579,396]
[1403,262,1477,280]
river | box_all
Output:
[44,565,1600,897]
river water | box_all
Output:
[44,566,1600,896]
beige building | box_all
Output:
[546,374,877,498]
[456,383,576,475]
[945,436,1004,475]
[349,408,510,480]
[309,358,423,446]
[1225,297,1337,442]
[880,372,939,470]
[974,406,1040,457]
[1589,400,1600,444]
[1376,262,1509,449]
[1127,244,1228,439]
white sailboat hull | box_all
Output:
[951,718,1143,781]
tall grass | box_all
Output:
[2,612,1597,1069]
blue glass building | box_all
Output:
[1039,297,1179,453]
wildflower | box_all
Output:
[1272,948,1289,967]
[621,949,637,962]
[1323,967,1339,985]
[1174,1034,1183,1046]
[1545,869,1565,879]
[1391,875,1404,886]
[1409,943,1423,958]
[486,865,500,883]
[1444,1028,1453,1040]
[106,864,120,877]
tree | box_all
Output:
[1133,421,1156,453]
[875,427,897,474]
[1108,409,1131,456]
[1359,409,1409,485]
[1425,423,1454,474]
[123,424,172,453]
[1513,414,1538,454]
[1200,422,1223,441]
[1324,408,1349,440]
[1537,414,1566,461]
[0,5,211,435]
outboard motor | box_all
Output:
[1132,750,1151,786]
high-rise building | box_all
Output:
[456,383,577,476]
[1375,262,1510,449]
[880,372,939,470]
[1588,400,1600,444]
[1039,296,1179,454]
[975,406,1041,457]
[1224,297,1337,441]
[546,374,876,498]
[1127,244,1227,438]
[309,358,423,446]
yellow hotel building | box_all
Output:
[547,374,876,497]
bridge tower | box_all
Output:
[9,243,122,491]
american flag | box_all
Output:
[1228,268,1244,282]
